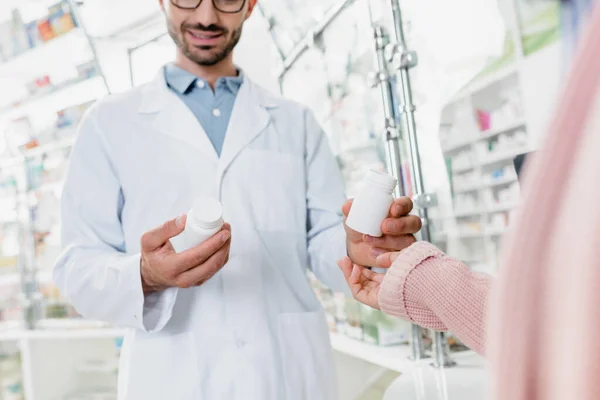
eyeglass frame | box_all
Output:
[170,0,247,14]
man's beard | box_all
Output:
[168,20,243,66]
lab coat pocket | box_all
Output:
[124,332,200,400]
[277,311,337,400]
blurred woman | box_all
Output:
[338,3,600,399]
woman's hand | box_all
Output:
[337,256,385,310]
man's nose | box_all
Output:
[192,0,220,28]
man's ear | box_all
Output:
[247,0,257,18]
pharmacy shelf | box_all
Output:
[457,232,485,239]
[485,228,507,237]
[451,164,475,174]
[0,134,76,169]
[451,64,519,103]
[0,272,21,287]
[442,136,477,153]
[0,28,91,82]
[478,147,530,168]
[452,202,518,218]
[454,209,483,218]
[478,119,526,141]
[482,175,518,188]
[21,133,76,158]
[0,73,100,116]
[330,332,412,373]
[0,215,19,224]
[453,184,480,194]
[487,202,518,214]
[443,120,526,154]
[454,174,518,194]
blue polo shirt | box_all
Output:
[164,64,243,156]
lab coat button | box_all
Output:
[213,109,221,117]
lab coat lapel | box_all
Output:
[218,80,273,175]
[138,71,218,161]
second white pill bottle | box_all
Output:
[183,196,224,249]
[345,170,398,237]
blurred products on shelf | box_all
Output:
[0,1,77,62]
[56,100,95,130]
[0,344,24,400]
[476,90,523,133]
[0,284,22,330]
[39,283,79,320]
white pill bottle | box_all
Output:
[183,196,224,249]
[345,170,398,237]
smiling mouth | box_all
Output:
[188,31,223,39]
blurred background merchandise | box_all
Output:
[0,0,569,399]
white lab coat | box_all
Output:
[54,69,351,400]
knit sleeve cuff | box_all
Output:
[378,242,445,319]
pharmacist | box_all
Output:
[53,0,421,399]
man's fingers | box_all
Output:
[376,251,402,268]
[141,214,187,251]
[341,199,354,218]
[175,229,231,273]
[175,244,231,288]
[365,234,416,253]
[381,215,422,235]
[390,197,414,217]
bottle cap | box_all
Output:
[189,197,223,229]
[365,169,397,192]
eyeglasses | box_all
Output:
[171,0,246,13]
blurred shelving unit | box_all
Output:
[434,0,561,274]
[0,1,122,399]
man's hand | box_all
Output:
[343,197,421,267]
[140,215,232,294]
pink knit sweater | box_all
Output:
[378,241,492,355]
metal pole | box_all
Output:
[387,0,456,368]
[371,26,427,361]
[372,27,405,198]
